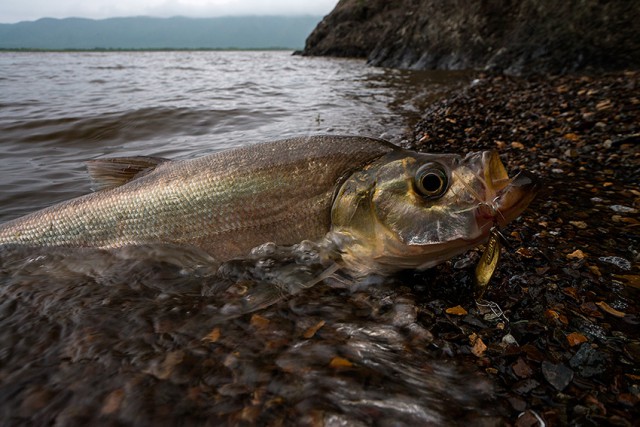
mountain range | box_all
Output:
[0,16,323,50]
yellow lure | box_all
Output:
[475,227,502,299]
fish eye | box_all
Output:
[415,163,448,198]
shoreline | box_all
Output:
[405,70,639,424]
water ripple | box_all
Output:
[0,51,471,221]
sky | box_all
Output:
[1,0,339,24]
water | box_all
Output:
[0,51,488,425]
[0,51,469,222]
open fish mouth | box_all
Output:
[493,170,539,226]
[475,151,539,228]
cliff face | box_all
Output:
[303,0,640,73]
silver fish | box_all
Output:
[0,135,538,275]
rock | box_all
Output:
[609,205,638,214]
[569,343,609,378]
[445,305,468,316]
[302,320,326,339]
[566,332,588,347]
[512,379,540,395]
[595,301,626,318]
[302,0,640,74]
[598,256,632,271]
[516,410,545,427]
[567,249,587,259]
[469,332,488,357]
[329,356,354,368]
[501,333,518,347]
[512,357,533,378]
[623,342,640,363]
[542,361,574,391]
[569,221,588,229]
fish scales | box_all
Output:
[0,136,396,261]
[0,135,538,275]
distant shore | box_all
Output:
[0,15,320,51]
[0,47,297,52]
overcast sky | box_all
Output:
[1,0,338,24]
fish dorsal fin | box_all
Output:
[86,156,169,191]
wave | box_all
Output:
[1,106,282,146]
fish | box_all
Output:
[0,135,538,276]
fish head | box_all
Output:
[329,149,538,275]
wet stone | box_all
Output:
[512,379,540,395]
[512,357,533,379]
[623,341,640,363]
[463,314,488,328]
[515,410,545,427]
[609,205,637,214]
[508,396,527,412]
[572,318,608,340]
[569,343,609,378]
[598,256,632,271]
[541,361,574,391]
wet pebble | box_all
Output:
[512,379,540,395]
[598,256,632,271]
[515,410,546,427]
[623,341,640,363]
[609,205,638,214]
[569,343,609,378]
[387,302,418,326]
[541,361,574,391]
[511,357,533,379]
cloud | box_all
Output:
[1,0,337,23]
[148,0,335,17]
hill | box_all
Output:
[302,0,640,74]
[0,16,323,50]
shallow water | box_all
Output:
[0,243,494,425]
[0,51,486,425]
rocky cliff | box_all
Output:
[302,0,640,74]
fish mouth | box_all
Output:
[493,170,539,226]
[475,151,539,228]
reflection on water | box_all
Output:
[0,51,484,425]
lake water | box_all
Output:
[0,51,489,426]
[0,50,469,222]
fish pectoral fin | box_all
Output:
[86,156,170,190]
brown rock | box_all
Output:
[302,0,640,73]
